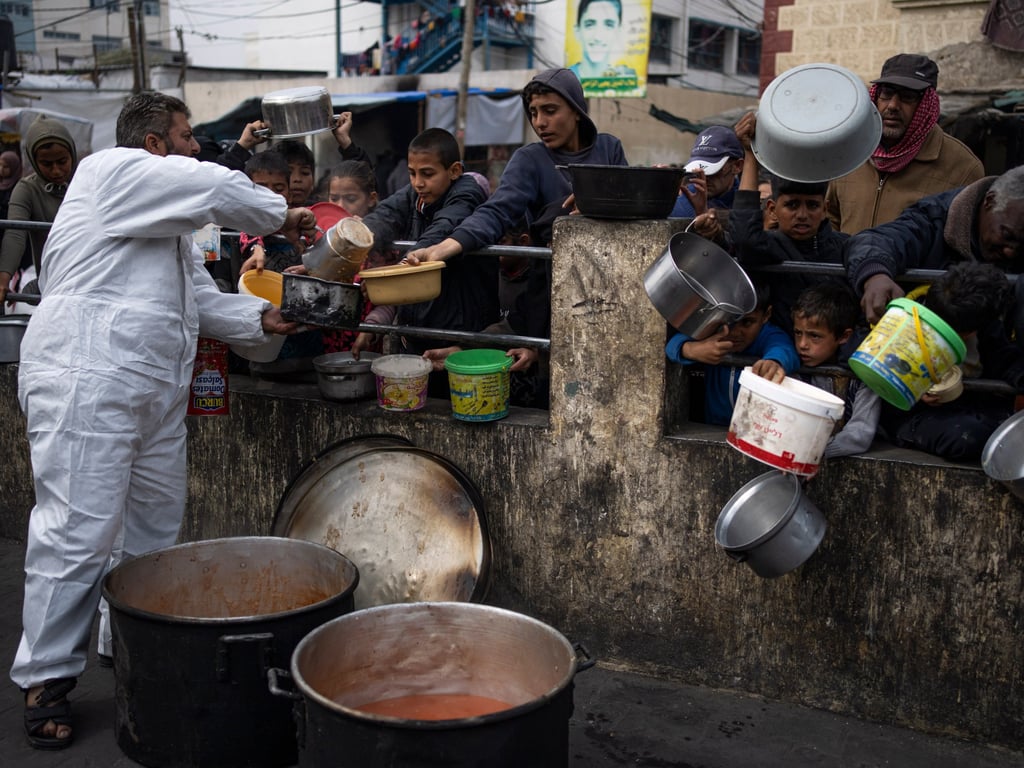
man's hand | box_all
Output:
[861,274,904,324]
[238,120,269,152]
[680,171,708,216]
[280,207,318,248]
[681,326,733,364]
[752,358,786,383]
[404,237,462,266]
[332,112,355,150]
[260,307,301,335]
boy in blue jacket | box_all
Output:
[666,281,800,426]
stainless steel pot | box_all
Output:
[259,86,339,139]
[313,352,380,401]
[715,470,827,578]
[643,232,757,339]
[982,410,1024,503]
[269,602,592,768]
[0,315,29,363]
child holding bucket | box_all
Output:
[792,284,882,457]
[665,279,800,426]
[878,263,1024,461]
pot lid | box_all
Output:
[272,437,491,609]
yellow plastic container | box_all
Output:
[357,262,445,305]
[444,349,513,422]
[848,298,966,410]
[238,269,283,307]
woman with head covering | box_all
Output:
[0,115,79,305]
[0,149,23,212]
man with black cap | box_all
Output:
[404,67,626,265]
[826,52,983,235]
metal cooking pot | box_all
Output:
[269,602,593,768]
[567,164,687,219]
[258,86,339,139]
[0,314,29,363]
[643,231,757,339]
[102,536,359,768]
[313,352,380,401]
[981,410,1024,503]
[715,471,827,578]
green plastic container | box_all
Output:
[444,349,513,422]
[848,298,966,410]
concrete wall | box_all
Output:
[1,217,1021,751]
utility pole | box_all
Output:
[456,0,476,157]
[128,5,141,93]
[135,1,149,90]
[176,26,186,88]
[335,0,342,77]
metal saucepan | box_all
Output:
[256,86,340,139]
[643,231,757,339]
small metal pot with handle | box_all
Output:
[257,86,339,139]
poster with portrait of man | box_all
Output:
[565,0,650,98]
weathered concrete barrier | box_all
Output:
[1,217,1021,750]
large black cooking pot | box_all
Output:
[270,602,593,767]
[102,536,359,768]
[568,164,688,219]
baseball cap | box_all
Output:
[871,53,938,91]
[684,125,744,175]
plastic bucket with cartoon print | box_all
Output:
[727,368,845,477]
[444,349,514,422]
[370,354,433,412]
[848,298,966,411]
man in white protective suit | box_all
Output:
[11,91,316,750]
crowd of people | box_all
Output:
[3,53,1023,751]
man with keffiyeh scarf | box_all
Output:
[825,53,984,235]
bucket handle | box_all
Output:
[910,304,940,382]
[573,642,597,674]
[267,666,302,701]
[216,632,274,682]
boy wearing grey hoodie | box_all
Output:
[0,114,79,303]
[404,67,627,264]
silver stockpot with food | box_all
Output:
[258,86,339,139]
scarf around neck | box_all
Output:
[869,84,941,174]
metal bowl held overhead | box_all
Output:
[752,62,882,183]
[643,231,756,339]
[259,86,339,139]
[568,164,687,219]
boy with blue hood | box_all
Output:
[404,67,627,264]
[0,114,79,304]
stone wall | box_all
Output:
[1,216,1021,750]
[773,0,997,88]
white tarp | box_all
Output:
[425,92,525,146]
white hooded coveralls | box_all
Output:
[11,148,289,687]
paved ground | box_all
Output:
[1,537,1021,768]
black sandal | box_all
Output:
[23,677,77,750]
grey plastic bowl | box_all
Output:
[715,471,827,578]
[981,410,1024,503]
[752,62,882,183]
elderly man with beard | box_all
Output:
[826,53,984,235]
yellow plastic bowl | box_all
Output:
[358,261,445,305]
[238,270,283,307]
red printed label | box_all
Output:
[188,338,229,416]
